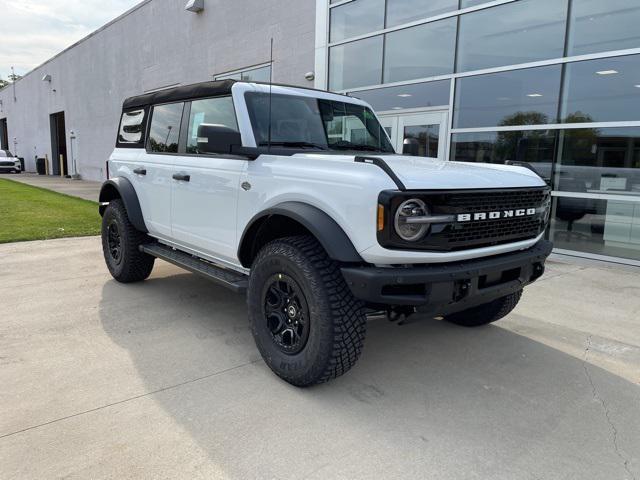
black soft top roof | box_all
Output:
[122,79,236,110]
[122,79,349,110]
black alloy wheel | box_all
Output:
[262,273,310,355]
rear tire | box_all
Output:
[101,199,155,283]
[247,235,366,387]
[444,290,523,327]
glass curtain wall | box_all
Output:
[326,0,640,263]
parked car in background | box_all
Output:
[0,150,22,173]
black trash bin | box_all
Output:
[18,157,25,172]
[36,157,46,175]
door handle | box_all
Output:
[173,173,191,182]
[133,167,147,175]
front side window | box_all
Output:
[245,92,394,153]
[118,109,146,144]
[187,97,239,154]
[148,102,184,153]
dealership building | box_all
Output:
[1,0,640,266]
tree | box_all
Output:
[0,77,9,89]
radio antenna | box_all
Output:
[267,38,274,154]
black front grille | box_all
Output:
[443,215,544,250]
[444,189,548,213]
[379,187,550,252]
[0,161,14,167]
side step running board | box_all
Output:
[140,243,248,293]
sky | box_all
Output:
[0,0,141,80]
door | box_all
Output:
[379,111,448,159]
[0,118,8,150]
[170,97,245,264]
[49,112,68,176]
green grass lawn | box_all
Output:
[0,178,101,243]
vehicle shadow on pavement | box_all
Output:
[98,268,640,480]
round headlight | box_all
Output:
[394,198,428,242]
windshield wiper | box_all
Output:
[330,142,387,153]
[259,141,328,150]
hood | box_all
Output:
[379,155,546,190]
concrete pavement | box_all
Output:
[0,236,639,479]
[0,173,101,202]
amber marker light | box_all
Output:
[377,204,385,231]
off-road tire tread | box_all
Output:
[102,199,154,283]
[445,290,523,327]
[250,235,366,386]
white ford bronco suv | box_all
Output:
[99,80,552,386]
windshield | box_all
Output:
[245,92,395,154]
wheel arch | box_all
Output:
[238,202,363,268]
[99,177,148,233]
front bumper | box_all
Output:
[341,240,553,315]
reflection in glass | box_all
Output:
[451,130,557,184]
[330,0,385,42]
[561,55,640,124]
[403,124,440,157]
[148,103,183,153]
[453,65,562,128]
[460,0,493,7]
[457,0,567,72]
[386,0,458,27]
[554,128,640,195]
[383,19,456,84]
[329,36,383,90]
[569,0,640,56]
[351,80,450,111]
[550,197,640,261]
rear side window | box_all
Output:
[117,109,146,145]
[148,102,184,153]
[186,97,238,154]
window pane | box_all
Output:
[148,103,183,153]
[329,36,383,90]
[330,0,385,43]
[350,80,450,111]
[215,72,241,81]
[386,0,458,28]
[550,197,640,262]
[383,18,456,83]
[457,0,568,72]
[460,0,492,7]
[451,130,556,184]
[569,0,640,56]
[187,97,238,154]
[118,109,145,144]
[241,66,271,82]
[403,124,440,157]
[554,128,640,195]
[561,55,640,124]
[454,65,562,128]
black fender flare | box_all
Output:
[98,177,148,233]
[238,202,363,266]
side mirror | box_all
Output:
[197,124,242,155]
[402,137,420,156]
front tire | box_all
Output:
[247,236,366,387]
[444,290,523,327]
[101,199,155,283]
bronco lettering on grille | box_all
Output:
[457,208,537,222]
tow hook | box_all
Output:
[386,306,417,326]
[453,279,472,302]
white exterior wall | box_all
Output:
[0,0,316,181]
